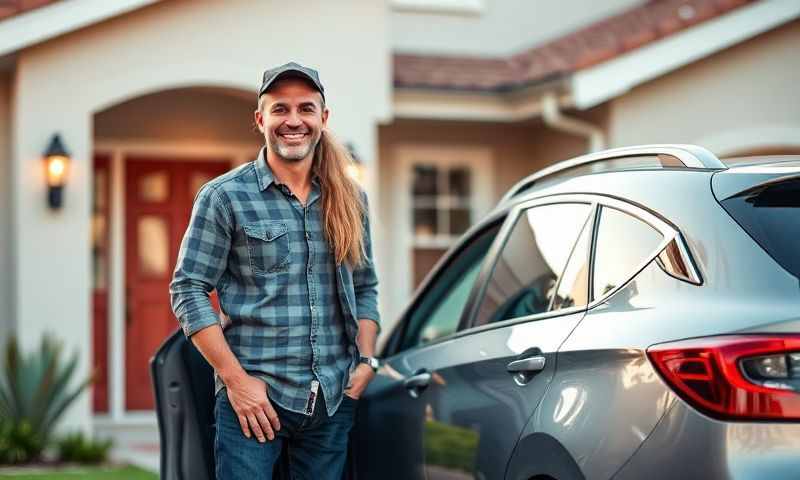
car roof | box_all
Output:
[720,155,800,169]
[499,144,725,206]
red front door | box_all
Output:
[125,158,230,411]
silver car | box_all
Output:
[153,144,800,480]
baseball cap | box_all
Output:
[258,62,325,101]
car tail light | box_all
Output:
[647,335,800,421]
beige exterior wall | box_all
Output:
[608,19,800,155]
[11,0,390,432]
[377,119,589,333]
[0,72,12,350]
[95,88,261,147]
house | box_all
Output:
[0,0,798,463]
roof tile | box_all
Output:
[394,0,754,92]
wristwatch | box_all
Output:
[359,355,379,372]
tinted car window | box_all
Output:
[720,178,799,278]
[473,203,592,326]
[592,207,663,299]
[400,223,501,350]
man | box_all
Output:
[170,62,380,479]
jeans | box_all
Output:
[214,387,356,480]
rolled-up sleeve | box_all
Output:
[170,184,232,337]
[352,192,380,329]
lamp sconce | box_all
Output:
[43,133,70,209]
[345,141,365,184]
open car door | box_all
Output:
[151,329,216,480]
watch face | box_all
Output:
[361,356,378,369]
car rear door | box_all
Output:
[352,199,596,479]
[416,200,595,480]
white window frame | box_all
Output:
[392,144,494,296]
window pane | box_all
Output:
[93,170,108,212]
[418,260,481,344]
[551,217,592,311]
[720,178,800,278]
[402,224,501,350]
[448,168,471,198]
[92,214,108,290]
[414,208,438,236]
[138,215,169,276]
[474,203,591,326]
[139,171,169,203]
[448,208,471,235]
[413,165,438,196]
[593,207,663,299]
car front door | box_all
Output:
[351,218,505,480]
[410,200,595,480]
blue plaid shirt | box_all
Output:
[170,148,380,416]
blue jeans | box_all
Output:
[214,387,356,480]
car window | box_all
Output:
[720,178,799,278]
[400,223,502,351]
[592,206,663,300]
[473,203,592,326]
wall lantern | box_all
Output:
[43,133,70,209]
[345,142,365,184]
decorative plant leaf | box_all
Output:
[0,334,93,465]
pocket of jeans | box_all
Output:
[243,221,290,275]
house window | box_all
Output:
[411,164,474,286]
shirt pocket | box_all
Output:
[242,221,290,275]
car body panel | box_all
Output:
[415,310,586,479]
[614,401,800,480]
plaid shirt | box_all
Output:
[170,148,379,416]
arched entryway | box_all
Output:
[91,86,261,416]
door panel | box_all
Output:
[415,312,585,479]
[126,159,229,410]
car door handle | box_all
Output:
[506,355,546,373]
[403,371,431,399]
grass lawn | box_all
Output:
[0,466,157,480]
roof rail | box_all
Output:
[499,144,725,204]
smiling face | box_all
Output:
[255,77,329,163]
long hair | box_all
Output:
[312,130,366,268]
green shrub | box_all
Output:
[56,431,113,464]
[0,334,92,465]
[0,419,46,464]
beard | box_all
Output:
[268,130,322,162]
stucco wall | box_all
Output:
[608,19,800,155]
[391,0,641,56]
[377,118,589,334]
[95,88,262,147]
[0,72,12,352]
[12,0,389,431]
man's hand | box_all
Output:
[344,363,375,400]
[225,373,281,443]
